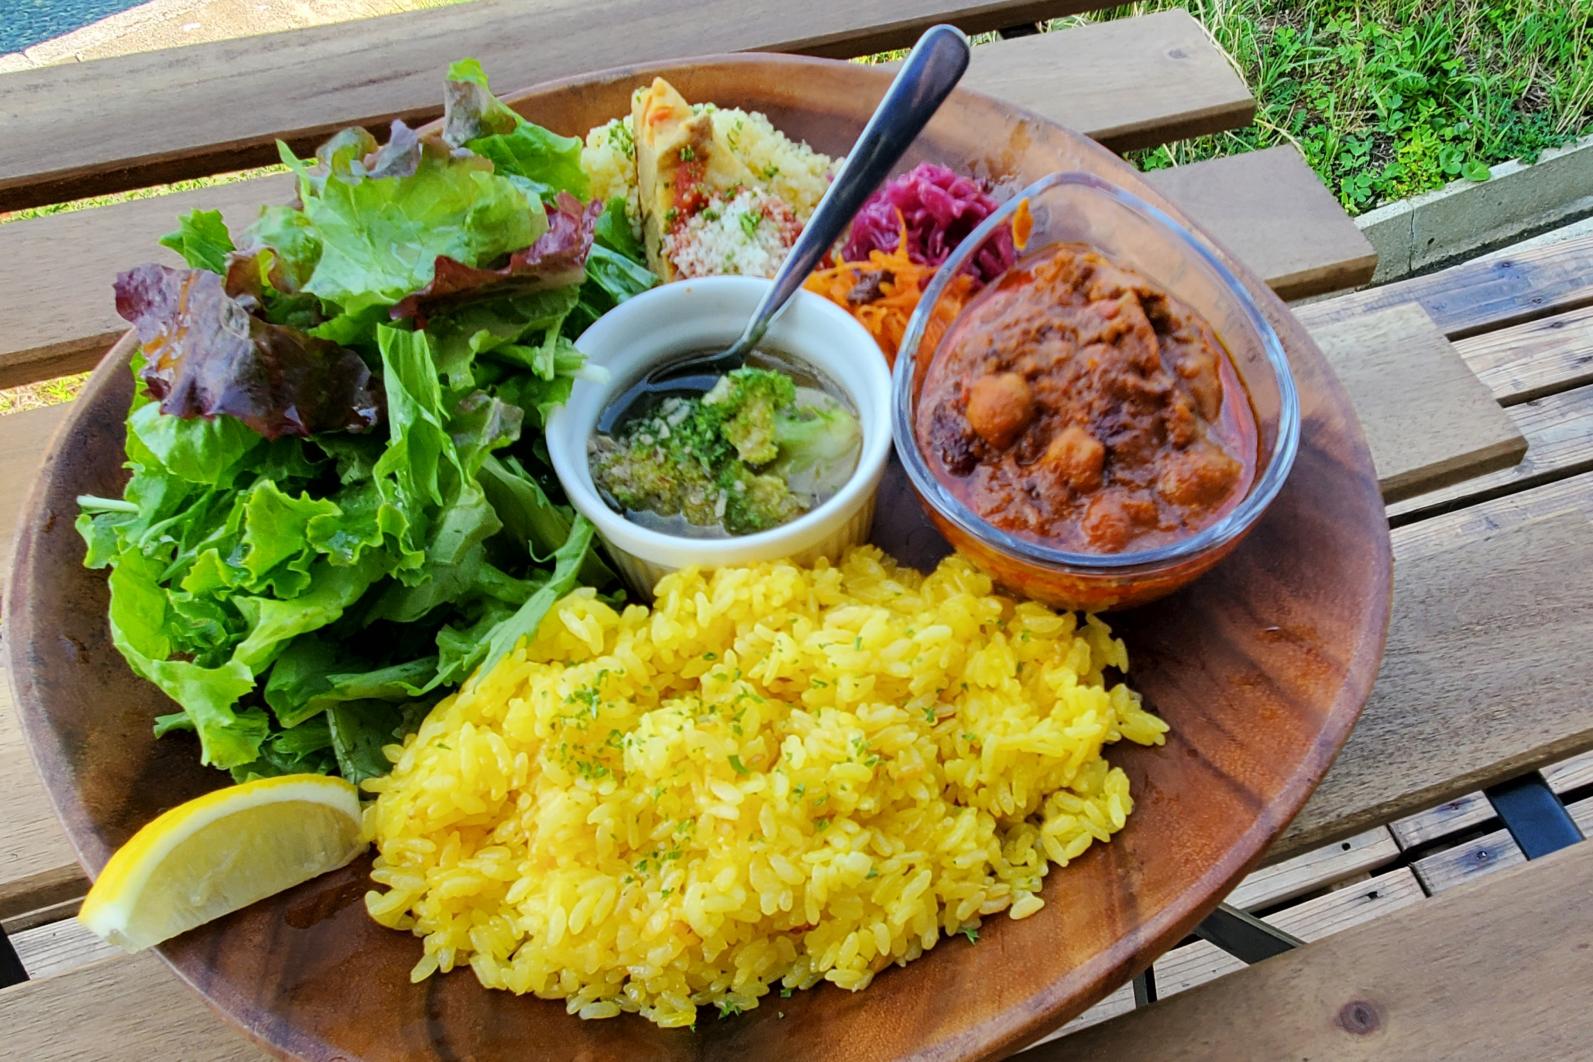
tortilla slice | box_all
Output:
[632,78,755,280]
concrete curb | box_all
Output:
[1358,134,1593,283]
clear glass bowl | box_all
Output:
[892,171,1301,611]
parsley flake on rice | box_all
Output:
[363,547,1165,1027]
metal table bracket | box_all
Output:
[1485,772,1584,859]
[1194,902,1304,963]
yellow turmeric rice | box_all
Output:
[362,547,1166,1027]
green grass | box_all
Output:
[1049,0,1592,214]
[0,164,287,225]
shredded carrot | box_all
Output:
[1012,197,1033,252]
[804,217,976,367]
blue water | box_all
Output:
[2,0,146,54]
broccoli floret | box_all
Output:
[769,395,863,498]
[703,368,796,465]
[589,366,859,536]
[719,463,804,534]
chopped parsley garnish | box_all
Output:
[728,754,750,775]
[679,145,697,162]
[608,120,635,158]
[961,925,980,944]
[738,210,762,239]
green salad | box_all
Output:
[79,60,656,783]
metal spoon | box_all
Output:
[606,24,971,422]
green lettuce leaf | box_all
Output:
[474,515,594,680]
[443,58,588,201]
[107,551,264,768]
[265,638,439,728]
[124,401,263,486]
[295,141,546,315]
[372,325,456,520]
[160,209,235,274]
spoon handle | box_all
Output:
[730,24,971,356]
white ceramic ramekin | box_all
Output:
[547,276,893,597]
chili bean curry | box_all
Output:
[915,243,1258,554]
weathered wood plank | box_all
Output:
[1,896,80,935]
[1410,826,1524,894]
[1389,792,1495,850]
[1545,751,1593,795]
[1044,841,1593,1060]
[1024,839,1402,1051]
[0,660,87,922]
[1151,869,1424,997]
[1310,304,1524,503]
[1390,470,1593,563]
[1454,303,1593,405]
[0,953,264,1060]
[0,0,1160,210]
[1273,512,1593,861]
[1571,796,1593,834]
[0,405,70,591]
[1021,828,1401,1052]
[1140,145,1376,302]
[1386,383,1593,523]
[1298,232,1593,340]
[10,916,118,979]
[1225,828,1398,910]
[960,11,1254,152]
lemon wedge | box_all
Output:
[78,773,365,952]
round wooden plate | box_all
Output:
[6,54,1391,1061]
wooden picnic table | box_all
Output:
[1,2,1589,1058]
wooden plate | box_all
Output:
[5,54,1391,1060]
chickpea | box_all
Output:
[965,373,1034,449]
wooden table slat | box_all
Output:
[0,953,263,1060]
[1544,750,1593,795]
[1035,855,1413,1049]
[0,0,1148,211]
[1453,303,1593,406]
[1150,868,1424,998]
[1390,469,1593,562]
[960,11,1254,152]
[1410,825,1525,894]
[1297,232,1593,340]
[1224,827,1398,911]
[1389,791,1495,850]
[1044,840,1593,1059]
[1387,383,1593,523]
[0,659,86,921]
[1310,304,1525,503]
[1138,145,1376,302]
[1273,509,1593,861]
[10,916,118,980]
